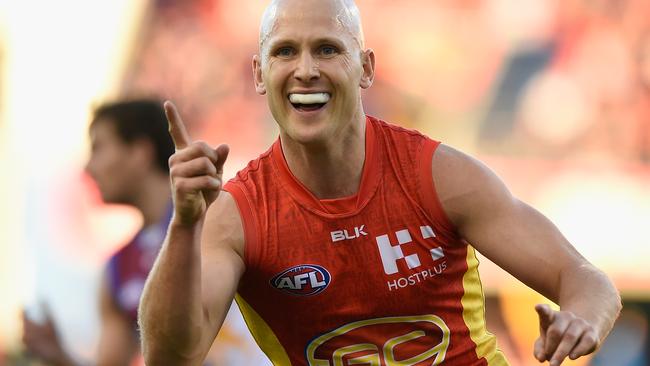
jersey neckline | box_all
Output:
[271,115,382,217]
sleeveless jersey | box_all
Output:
[224,116,509,366]
[106,203,173,325]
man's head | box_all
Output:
[258,0,365,52]
[85,99,174,204]
[253,0,375,145]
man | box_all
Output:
[23,99,175,365]
[139,1,621,365]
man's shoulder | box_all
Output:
[367,115,441,156]
[368,115,431,139]
[226,141,277,187]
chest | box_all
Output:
[248,185,466,309]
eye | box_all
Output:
[275,46,295,58]
[319,45,339,57]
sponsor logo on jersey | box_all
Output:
[305,314,450,365]
[271,264,331,296]
[375,226,449,291]
[331,225,368,242]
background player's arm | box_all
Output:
[138,101,242,365]
[96,273,138,366]
[431,144,621,365]
[21,307,80,366]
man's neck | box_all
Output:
[281,118,366,199]
[131,173,172,227]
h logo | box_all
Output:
[375,226,443,275]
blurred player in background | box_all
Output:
[21,99,268,366]
[22,99,269,365]
[22,99,175,365]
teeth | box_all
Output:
[289,93,330,104]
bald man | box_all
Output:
[138,1,621,365]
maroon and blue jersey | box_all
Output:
[106,203,172,326]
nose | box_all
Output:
[294,52,320,82]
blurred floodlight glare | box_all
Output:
[536,170,650,284]
[0,0,146,353]
[520,70,592,145]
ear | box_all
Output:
[252,54,267,95]
[131,138,156,170]
[359,49,375,89]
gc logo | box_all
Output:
[305,315,450,366]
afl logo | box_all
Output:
[271,264,331,296]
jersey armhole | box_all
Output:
[224,182,259,269]
[418,140,459,238]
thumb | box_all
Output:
[535,303,554,332]
[214,144,230,175]
[534,304,554,361]
[534,335,546,362]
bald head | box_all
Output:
[259,0,365,52]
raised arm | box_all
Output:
[431,144,621,366]
[138,102,245,365]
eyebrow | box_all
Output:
[267,36,347,50]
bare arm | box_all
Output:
[138,102,244,365]
[21,307,79,366]
[432,144,621,365]
[96,274,138,366]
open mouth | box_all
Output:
[289,92,330,112]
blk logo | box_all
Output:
[331,225,368,242]
[376,226,444,275]
[271,264,331,296]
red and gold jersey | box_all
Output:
[224,116,509,366]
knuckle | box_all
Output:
[194,140,210,152]
[201,157,215,171]
[559,310,576,320]
[563,328,580,340]
[175,179,188,191]
[547,327,563,339]
[583,331,599,345]
[576,318,590,328]
[200,176,213,186]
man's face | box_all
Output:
[253,0,374,145]
[85,119,140,204]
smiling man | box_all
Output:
[138,1,621,365]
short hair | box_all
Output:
[259,0,365,51]
[91,99,174,174]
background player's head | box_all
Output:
[85,99,174,204]
[253,0,375,145]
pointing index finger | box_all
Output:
[164,100,192,149]
[536,304,554,331]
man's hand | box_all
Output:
[165,101,229,225]
[22,308,76,366]
[534,304,600,365]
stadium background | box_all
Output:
[0,0,648,365]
